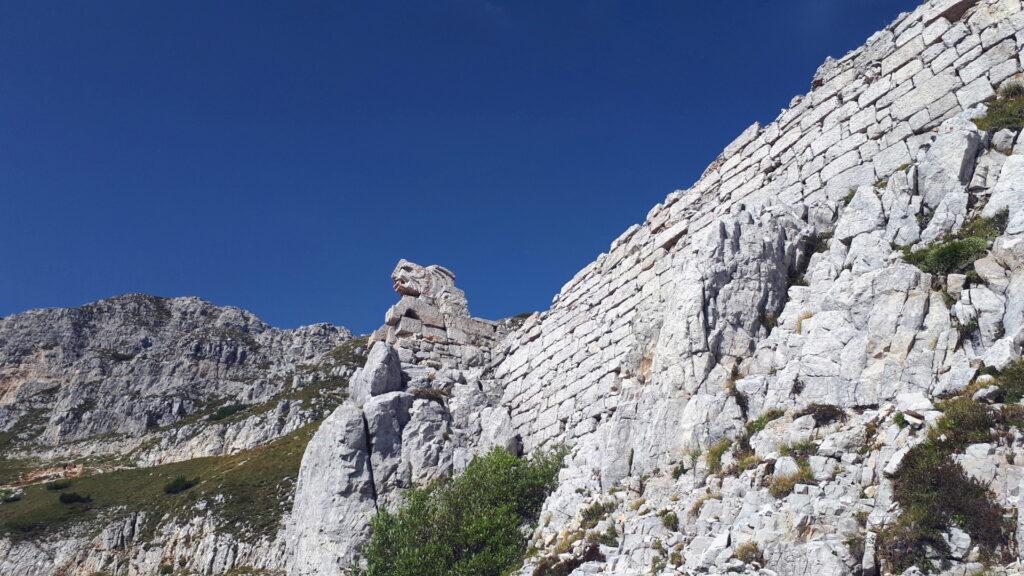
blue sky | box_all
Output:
[0,0,921,333]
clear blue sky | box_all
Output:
[0,1,921,334]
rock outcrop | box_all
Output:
[286,259,517,575]
[6,0,1024,575]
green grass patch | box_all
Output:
[990,359,1024,403]
[973,83,1024,131]
[879,397,1010,573]
[746,409,785,435]
[357,447,565,576]
[0,423,317,541]
[209,404,248,421]
[902,212,1008,276]
[705,438,732,475]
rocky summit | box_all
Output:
[5,0,1024,574]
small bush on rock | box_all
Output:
[706,438,732,474]
[994,359,1024,403]
[768,462,814,498]
[973,82,1024,131]
[658,510,679,531]
[580,501,616,529]
[797,403,846,427]
[903,212,1008,276]
[359,447,564,576]
[880,397,1010,572]
[746,409,785,435]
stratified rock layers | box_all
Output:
[6,0,1024,575]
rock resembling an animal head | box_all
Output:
[391,259,469,318]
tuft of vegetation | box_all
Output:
[586,524,618,547]
[689,491,719,517]
[768,461,815,498]
[779,440,816,459]
[658,509,679,532]
[408,387,452,403]
[796,403,846,427]
[893,411,908,428]
[991,359,1024,403]
[902,211,1008,276]
[973,82,1024,131]
[44,480,72,491]
[734,541,763,564]
[879,396,1011,573]
[358,447,565,576]
[842,189,857,206]
[746,409,785,435]
[580,501,616,529]
[671,462,687,480]
[163,476,199,495]
[705,438,732,475]
[209,403,248,421]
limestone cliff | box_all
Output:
[4,0,1024,574]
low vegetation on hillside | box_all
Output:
[0,423,318,541]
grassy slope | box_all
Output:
[0,421,317,541]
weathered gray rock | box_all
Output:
[350,341,403,405]
[287,404,376,576]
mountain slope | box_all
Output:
[5,0,1024,574]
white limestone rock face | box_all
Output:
[287,404,376,576]
[11,1,1024,575]
[350,341,403,405]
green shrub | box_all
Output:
[893,412,908,428]
[778,440,816,459]
[359,447,564,576]
[163,476,200,495]
[706,438,732,474]
[973,83,1024,131]
[586,524,618,547]
[658,510,678,531]
[880,397,1010,572]
[209,404,248,421]
[903,212,1008,276]
[44,480,72,491]
[159,564,174,575]
[58,492,91,505]
[669,550,683,566]
[904,236,989,275]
